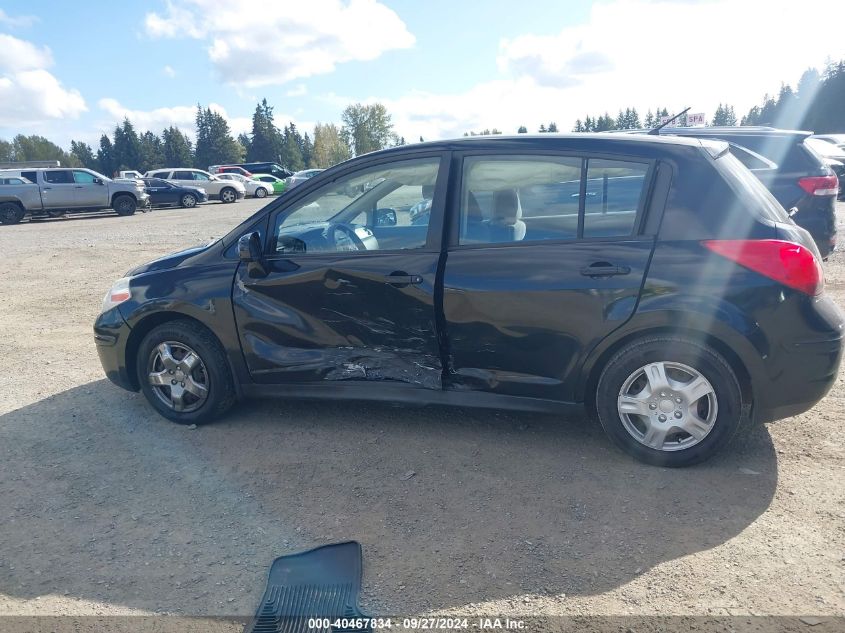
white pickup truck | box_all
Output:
[0,167,149,224]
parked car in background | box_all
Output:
[0,167,149,224]
[252,173,287,194]
[285,168,324,190]
[629,127,839,257]
[209,165,253,177]
[216,173,273,198]
[230,162,293,180]
[95,134,843,467]
[143,178,208,208]
[118,170,144,180]
[144,168,246,203]
[805,138,845,199]
[811,133,845,150]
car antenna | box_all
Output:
[648,106,692,135]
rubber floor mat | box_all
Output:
[244,541,371,633]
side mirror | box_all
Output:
[374,208,397,227]
[238,232,267,277]
[238,232,263,262]
[93,177,103,185]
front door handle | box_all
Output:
[385,273,423,286]
[580,263,631,277]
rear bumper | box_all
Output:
[94,307,136,392]
[755,295,844,422]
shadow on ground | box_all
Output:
[0,380,777,615]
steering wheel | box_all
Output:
[325,223,367,252]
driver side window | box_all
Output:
[272,157,440,255]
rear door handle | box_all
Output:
[385,274,423,286]
[580,263,631,277]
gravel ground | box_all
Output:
[0,200,842,627]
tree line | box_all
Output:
[0,101,406,176]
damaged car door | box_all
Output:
[232,154,448,389]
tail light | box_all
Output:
[798,174,839,197]
[702,239,824,296]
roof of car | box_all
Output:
[359,133,723,159]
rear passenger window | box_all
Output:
[458,155,649,245]
[460,156,582,244]
[173,171,194,179]
[583,159,648,238]
[21,171,37,182]
[43,170,74,184]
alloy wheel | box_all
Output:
[616,361,718,451]
[147,341,209,413]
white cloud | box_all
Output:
[97,98,265,139]
[162,64,176,78]
[0,9,38,28]
[0,35,86,127]
[286,84,308,98]
[0,34,53,71]
[144,0,414,87]
[383,0,845,140]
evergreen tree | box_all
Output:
[538,124,547,133]
[194,106,242,169]
[572,120,583,132]
[11,134,78,166]
[161,126,193,166]
[139,131,164,172]
[547,122,558,132]
[247,98,278,162]
[517,125,528,133]
[281,123,305,171]
[301,132,314,165]
[97,134,115,176]
[112,118,142,170]
[644,110,655,128]
[70,140,98,169]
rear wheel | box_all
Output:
[595,336,745,467]
[181,193,197,208]
[113,194,137,216]
[0,202,24,225]
[220,187,237,203]
[255,187,267,198]
[137,320,236,425]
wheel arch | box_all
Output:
[124,312,225,391]
[580,324,754,413]
[111,191,137,205]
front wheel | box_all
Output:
[220,187,237,203]
[181,193,197,208]
[136,320,236,425]
[0,202,24,225]
[595,336,745,467]
[113,194,137,216]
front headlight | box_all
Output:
[102,277,132,313]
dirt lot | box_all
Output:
[0,199,843,626]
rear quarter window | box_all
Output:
[714,152,790,223]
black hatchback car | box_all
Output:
[637,127,840,257]
[142,177,209,208]
[95,135,843,467]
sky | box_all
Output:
[1,0,845,148]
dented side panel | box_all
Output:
[232,251,443,389]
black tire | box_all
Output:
[595,336,745,467]
[136,320,236,425]
[113,194,137,216]
[255,187,268,198]
[0,202,24,225]
[219,187,237,203]
[181,193,197,208]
